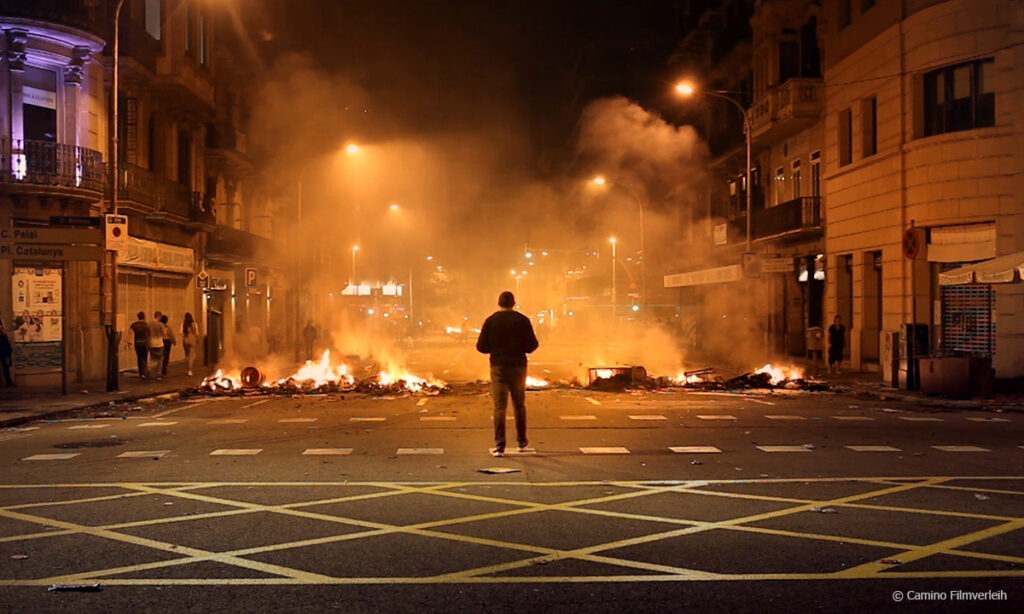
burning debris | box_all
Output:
[658,363,828,391]
[197,350,449,396]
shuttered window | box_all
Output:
[940,283,995,355]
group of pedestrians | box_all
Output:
[129,310,199,379]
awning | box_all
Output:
[938,250,1024,285]
[664,264,742,288]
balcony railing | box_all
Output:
[749,78,824,142]
[0,138,104,194]
[751,196,822,240]
[207,225,275,261]
[119,163,214,225]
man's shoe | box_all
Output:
[490,448,504,457]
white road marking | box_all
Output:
[580,446,630,454]
[117,450,170,458]
[350,417,386,422]
[210,449,262,456]
[303,448,353,455]
[138,422,178,427]
[23,453,80,461]
[68,424,111,430]
[765,415,806,420]
[697,415,737,420]
[670,446,721,453]
[396,448,444,455]
[416,398,429,406]
[932,445,990,452]
[151,405,193,419]
[629,415,668,421]
[833,416,875,421]
[966,417,1011,423]
[899,417,944,422]
[278,418,318,423]
[561,415,597,420]
[208,419,247,424]
[756,445,813,453]
[420,416,456,421]
[240,399,270,409]
[584,397,601,405]
[846,445,902,452]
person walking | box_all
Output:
[475,291,539,457]
[160,314,177,376]
[129,311,150,378]
[148,311,166,380]
[0,325,14,387]
[302,320,317,361]
[181,312,199,376]
[827,315,846,375]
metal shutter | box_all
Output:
[940,283,994,355]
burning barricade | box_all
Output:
[197,350,449,396]
[662,363,827,391]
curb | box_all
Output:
[0,387,188,429]
[839,385,1024,412]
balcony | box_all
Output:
[118,163,214,228]
[748,196,822,241]
[0,138,105,199]
[207,225,276,265]
[749,78,824,143]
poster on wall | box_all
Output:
[10,267,63,373]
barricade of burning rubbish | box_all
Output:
[584,363,828,392]
[196,350,450,396]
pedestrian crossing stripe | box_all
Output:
[239,399,270,409]
[669,446,721,453]
[350,417,386,422]
[420,416,456,421]
[416,398,429,406]
[756,445,813,452]
[208,419,247,424]
[697,415,737,420]
[765,415,805,420]
[396,448,443,455]
[117,450,170,458]
[560,415,597,420]
[899,417,944,422]
[67,424,111,429]
[933,445,990,452]
[628,415,668,420]
[833,416,875,421]
[580,446,630,454]
[584,397,601,405]
[138,422,177,427]
[209,449,262,456]
[278,418,317,423]
[302,448,353,455]
[845,445,902,452]
[22,453,80,460]
[967,417,1011,423]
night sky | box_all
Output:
[251,0,698,174]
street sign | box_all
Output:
[0,227,102,244]
[49,215,101,227]
[0,243,104,261]
[245,267,258,288]
[902,227,921,259]
[742,252,762,278]
[105,214,128,251]
[196,269,209,289]
[762,257,795,274]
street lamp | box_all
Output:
[592,176,645,310]
[675,81,753,253]
[609,237,617,317]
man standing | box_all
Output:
[148,311,166,380]
[827,315,846,375]
[129,311,150,378]
[302,320,317,361]
[476,291,539,457]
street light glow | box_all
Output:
[524,251,533,259]
[609,236,617,244]
[352,244,360,252]
[389,203,400,211]
[345,143,360,154]
[675,81,695,96]
[592,176,606,185]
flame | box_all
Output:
[593,368,615,379]
[378,365,445,392]
[526,376,549,388]
[444,326,462,334]
[281,349,355,388]
[670,370,703,385]
[754,363,805,385]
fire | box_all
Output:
[754,363,805,385]
[593,368,615,379]
[526,376,549,388]
[378,366,445,392]
[671,370,703,385]
[281,349,355,388]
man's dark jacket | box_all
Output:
[476,309,539,367]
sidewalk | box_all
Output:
[0,366,207,427]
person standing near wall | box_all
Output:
[302,320,317,361]
[828,315,846,375]
[129,311,150,379]
[181,312,199,376]
[160,314,177,376]
[148,311,166,380]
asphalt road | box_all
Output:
[1,386,1022,612]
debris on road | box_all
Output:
[476,467,522,474]
[48,584,102,592]
[11,554,29,560]
[974,493,991,501]
[811,506,839,513]
[879,559,902,565]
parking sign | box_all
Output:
[245,267,258,288]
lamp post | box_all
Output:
[593,176,645,311]
[609,237,617,317]
[351,245,360,283]
[675,82,753,253]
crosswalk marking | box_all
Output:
[416,398,429,406]
[208,419,247,424]
[560,415,597,420]
[209,449,262,456]
[833,416,875,421]
[966,417,1011,423]
[350,417,386,422]
[670,446,721,454]
[765,415,806,420]
[756,445,813,453]
[278,418,317,423]
[899,416,944,422]
[584,397,601,405]
[239,399,269,409]
[138,422,177,427]
[580,446,630,454]
[420,416,456,421]
[629,415,668,421]
[117,450,170,458]
[23,453,80,461]
[932,445,990,452]
[698,415,737,420]
[68,424,111,430]
[845,445,902,452]
[396,448,443,455]
[302,448,353,455]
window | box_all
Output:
[838,108,852,166]
[199,11,208,66]
[862,96,877,157]
[810,150,821,197]
[774,167,785,206]
[144,0,162,40]
[923,59,994,136]
[838,0,851,29]
[791,160,802,199]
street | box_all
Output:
[1,384,1022,612]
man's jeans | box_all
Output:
[490,365,527,451]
